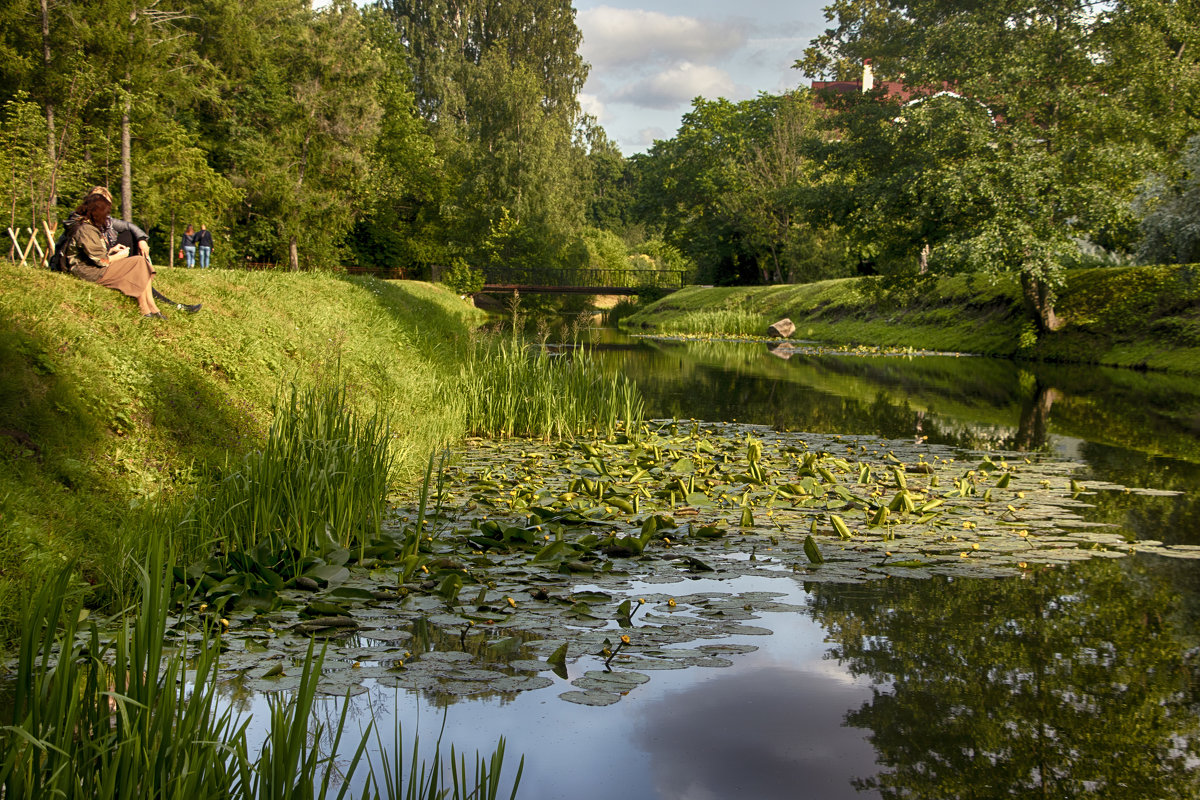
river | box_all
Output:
[234,331,1200,799]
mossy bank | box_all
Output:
[621,266,1200,374]
[0,262,484,636]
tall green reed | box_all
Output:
[178,382,394,573]
[658,309,771,336]
[459,336,644,440]
[0,552,522,800]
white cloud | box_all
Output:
[578,6,748,70]
[611,62,735,109]
[578,92,607,121]
[632,126,669,149]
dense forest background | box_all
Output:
[2,0,1200,319]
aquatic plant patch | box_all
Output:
[636,333,975,358]
[154,421,1195,708]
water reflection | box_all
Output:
[636,664,879,800]
[808,560,1200,798]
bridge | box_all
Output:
[443,265,686,295]
[342,264,686,295]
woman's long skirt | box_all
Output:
[71,255,155,299]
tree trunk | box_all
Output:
[1014,384,1060,451]
[918,242,930,274]
[121,4,136,220]
[40,0,57,223]
[289,236,299,271]
[121,97,133,219]
[1020,270,1063,333]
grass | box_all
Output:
[177,381,395,574]
[622,266,1200,372]
[0,551,521,800]
[0,262,483,638]
[461,335,645,440]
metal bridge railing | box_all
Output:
[480,266,685,289]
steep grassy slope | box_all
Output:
[0,262,483,633]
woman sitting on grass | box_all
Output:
[65,192,168,319]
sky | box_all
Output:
[573,0,833,154]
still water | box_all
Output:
[240,332,1200,799]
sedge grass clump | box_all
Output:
[460,336,644,440]
[178,381,394,573]
[657,308,771,337]
[0,552,523,800]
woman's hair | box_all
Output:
[76,193,112,229]
[185,224,195,234]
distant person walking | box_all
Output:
[180,224,196,268]
[196,223,213,268]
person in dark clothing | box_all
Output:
[196,223,213,268]
[180,224,196,268]
[55,186,151,262]
[58,186,201,316]
[65,193,165,318]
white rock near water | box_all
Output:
[767,318,795,338]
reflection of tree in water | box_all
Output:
[808,561,1200,799]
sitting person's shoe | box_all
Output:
[176,302,202,313]
[142,312,168,320]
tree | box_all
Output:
[722,95,851,283]
[797,0,1200,330]
[199,0,382,269]
[381,0,590,269]
[634,92,851,285]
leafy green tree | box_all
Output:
[634,92,849,285]
[198,0,382,269]
[722,94,851,283]
[798,0,1200,330]
[580,117,636,232]
[135,121,240,267]
[347,6,442,273]
[381,0,590,271]
[632,95,774,284]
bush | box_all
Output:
[443,257,485,294]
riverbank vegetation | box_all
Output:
[0,264,481,631]
[622,265,1200,374]
[2,552,522,800]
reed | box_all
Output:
[0,552,522,800]
[177,382,394,573]
[656,308,771,336]
[459,337,644,440]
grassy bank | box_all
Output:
[0,262,484,636]
[621,266,1200,373]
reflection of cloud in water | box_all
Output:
[635,664,881,800]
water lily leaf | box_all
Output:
[546,642,568,667]
[559,690,621,706]
[328,587,376,602]
[304,564,350,586]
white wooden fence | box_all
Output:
[5,222,58,268]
